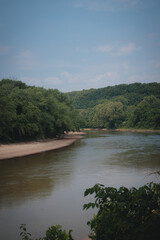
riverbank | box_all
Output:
[83,128,160,133]
[0,132,85,160]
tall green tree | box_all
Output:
[0,84,16,141]
[95,101,125,129]
[0,79,80,142]
[131,96,160,129]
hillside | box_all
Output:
[67,82,160,109]
[66,82,160,129]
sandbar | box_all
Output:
[0,132,85,160]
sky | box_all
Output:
[0,0,160,92]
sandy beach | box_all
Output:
[0,132,85,160]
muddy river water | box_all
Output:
[0,131,160,240]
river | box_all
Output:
[0,131,160,240]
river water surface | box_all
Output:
[0,131,160,240]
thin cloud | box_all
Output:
[95,44,114,53]
[93,72,119,82]
[155,62,160,69]
[148,32,157,41]
[128,74,145,82]
[74,0,141,12]
[44,77,63,86]
[74,2,84,8]
[20,76,63,88]
[43,71,79,89]
[61,71,78,83]
[128,72,160,83]
[21,76,63,88]
[15,50,39,70]
[121,61,130,70]
[20,77,42,86]
[95,43,139,56]
[114,43,139,56]
[148,60,160,70]
[61,71,71,79]
[0,45,11,55]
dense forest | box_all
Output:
[0,79,80,142]
[67,82,160,129]
[0,80,160,142]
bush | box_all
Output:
[83,183,160,240]
[20,224,73,240]
[20,182,160,240]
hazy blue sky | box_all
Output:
[0,0,160,92]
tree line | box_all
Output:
[0,79,80,142]
[1,80,160,142]
[67,82,160,129]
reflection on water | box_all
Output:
[0,131,160,240]
[0,148,75,207]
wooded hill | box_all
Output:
[67,82,160,109]
[67,82,160,129]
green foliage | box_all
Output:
[67,82,160,109]
[67,82,160,129]
[20,224,32,240]
[83,183,160,240]
[20,224,74,240]
[78,108,97,128]
[45,225,73,240]
[20,182,160,240]
[130,96,160,129]
[0,79,80,142]
[94,101,125,129]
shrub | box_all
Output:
[83,182,160,240]
[20,224,73,240]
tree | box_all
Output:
[132,96,160,129]
[66,82,160,130]
[78,108,97,128]
[95,101,125,129]
[83,183,160,240]
[0,79,81,142]
[0,82,17,141]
